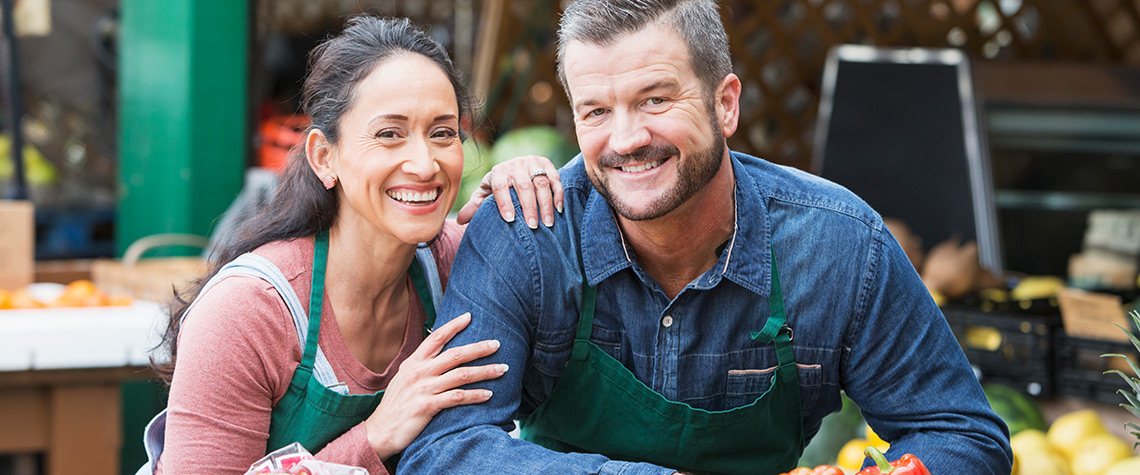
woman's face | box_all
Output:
[327,53,463,245]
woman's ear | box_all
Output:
[306,129,338,189]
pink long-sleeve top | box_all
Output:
[158,222,463,474]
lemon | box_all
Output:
[1011,429,1053,456]
[1047,409,1107,460]
[864,424,890,451]
[1070,433,1132,475]
[836,438,868,471]
[1104,456,1140,475]
[1016,451,1071,475]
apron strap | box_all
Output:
[571,284,599,361]
[750,250,796,368]
[750,250,789,342]
[408,249,439,336]
[302,230,330,367]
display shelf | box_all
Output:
[943,306,1064,397]
[0,301,166,371]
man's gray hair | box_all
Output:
[556,0,732,103]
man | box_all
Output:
[402,1,1012,473]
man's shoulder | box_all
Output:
[733,151,880,228]
[557,155,593,196]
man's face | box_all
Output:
[563,23,728,221]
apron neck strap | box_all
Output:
[303,230,331,366]
[749,250,788,343]
[576,284,599,342]
[407,255,437,336]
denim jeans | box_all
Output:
[401,151,1012,474]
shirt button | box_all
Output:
[662,315,674,328]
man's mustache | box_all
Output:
[597,144,680,168]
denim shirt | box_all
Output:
[401,151,1012,474]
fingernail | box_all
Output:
[504,212,515,223]
[460,312,471,320]
[527,217,538,229]
[488,340,500,350]
[556,202,563,213]
[543,215,553,227]
[498,364,510,373]
[482,390,493,398]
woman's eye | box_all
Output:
[376,130,398,139]
[432,129,458,139]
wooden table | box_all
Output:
[0,302,165,475]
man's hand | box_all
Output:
[456,155,564,228]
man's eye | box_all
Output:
[587,108,606,117]
[647,97,665,105]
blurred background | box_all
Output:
[1,0,1139,474]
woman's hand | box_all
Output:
[363,312,508,461]
[456,155,564,229]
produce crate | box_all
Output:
[34,207,116,260]
[91,233,209,304]
[1053,333,1138,405]
[942,307,1063,397]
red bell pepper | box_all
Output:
[780,466,844,475]
[855,446,931,475]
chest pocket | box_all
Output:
[725,363,822,416]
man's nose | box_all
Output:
[608,111,651,156]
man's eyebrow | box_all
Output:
[638,80,678,95]
[574,98,601,110]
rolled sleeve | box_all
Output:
[400,196,674,474]
[842,228,1012,473]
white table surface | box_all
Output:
[0,301,167,371]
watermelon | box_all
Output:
[452,139,493,213]
[799,392,863,467]
[983,383,1047,436]
[488,126,579,169]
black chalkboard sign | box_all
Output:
[812,45,1003,275]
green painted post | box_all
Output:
[117,2,247,473]
[118,0,248,255]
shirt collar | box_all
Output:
[580,151,773,297]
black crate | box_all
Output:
[1054,334,1138,405]
[942,307,1063,397]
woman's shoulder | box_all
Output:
[429,220,465,285]
[250,236,315,281]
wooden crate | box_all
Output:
[92,257,207,304]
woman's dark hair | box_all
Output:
[152,16,472,383]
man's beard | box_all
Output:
[589,117,725,222]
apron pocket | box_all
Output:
[725,364,822,413]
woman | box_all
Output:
[148,16,561,474]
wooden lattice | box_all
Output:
[476,0,1140,170]
[721,0,1140,170]
[254,0,1140,170]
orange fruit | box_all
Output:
[0,288,11,309]
[108,295,133,306]
[9,289,45,309]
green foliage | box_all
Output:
[1102,310,1140,450]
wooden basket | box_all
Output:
[92,234,209,304]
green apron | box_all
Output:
[265,230,437,453]
[519,254,803,475]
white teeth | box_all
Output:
[387,188,439,203]
[620,158,665,173]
